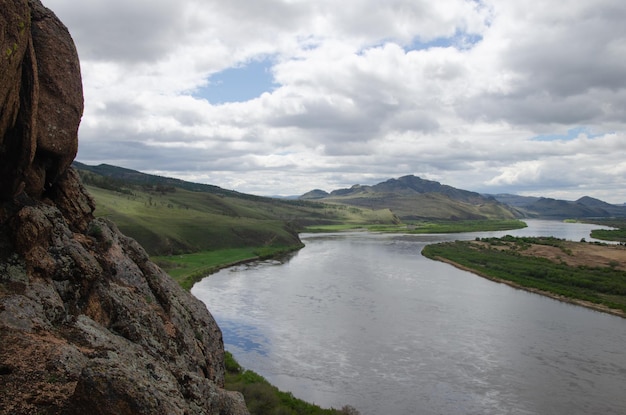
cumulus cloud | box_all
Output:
[44,0,626,202]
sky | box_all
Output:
[44,0,626,202]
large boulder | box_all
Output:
[0,1,248,414]
[0,194,248,414]
[1,0,81,200]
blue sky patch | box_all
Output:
[405,31,483,52]
[532,126,602,142]
[194,58,276,104]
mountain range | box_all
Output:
[488,194,626,219]
[75,162,626,222]
[300,175,520,220]
[301,175,626,220]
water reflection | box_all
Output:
[192,220,626,415]
[217,319,270,357]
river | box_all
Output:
[191,220,626,415]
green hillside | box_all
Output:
[78,166,398,256]
[77,164,530,289]
[86,185,300,254]
[302,175,520,220]
[76,164,532,260]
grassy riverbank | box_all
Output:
[159,247,360,414]
[579,219,626,242]
[153,244,303,290]
[305,219,527,233]
[590,228,626,242]
[422,236,626,316]
[224,352,358,415]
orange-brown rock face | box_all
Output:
[0,2,248,414]
[1,0,82,200]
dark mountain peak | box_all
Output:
[379,175,448,193]
[329,183,368,196]
[490,194,540,207]
[299,174,518,220]
[306,174,490,203]
[536,196,558,203]
[300,189,330,199]
[526,197,611,218]
[576,196,613,208]
[491,193,626,219]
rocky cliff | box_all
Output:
[0,1,248,414]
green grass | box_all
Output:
[590,228,626,242]
[86,184,398,256]
[422,236,626,313]
[303,224,368,232]
[305,219,527,234]
[224,352,359,415]
[321,192,519,221]
[87,184,307,255]
[153,245,302,290]
[580,219,626,242]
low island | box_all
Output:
[422,236,626,317]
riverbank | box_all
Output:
[422,237,626,318]
[157,244,361,415]
[154,244,304,290]
[431,255,625,318]
[305,219,527,233]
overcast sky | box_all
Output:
[45,0,626,202]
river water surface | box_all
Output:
[192,220,626,415]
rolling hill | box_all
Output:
[301,175,521,220]
[73,162,398,255]
[76,163,626,255]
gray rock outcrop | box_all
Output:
[0,1,248,414]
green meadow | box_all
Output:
[87,184,304,255]
[153,246,298,291]
[305,219,527,234]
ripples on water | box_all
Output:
[192,220,626,415]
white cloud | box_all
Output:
[44,0,626,203]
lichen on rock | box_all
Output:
[0,1,248,414]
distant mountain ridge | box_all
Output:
[75,163,626,220]
[304,175,626,220]
[301,175,520,220]
[490,194,626,219]
[304,175,492,201]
